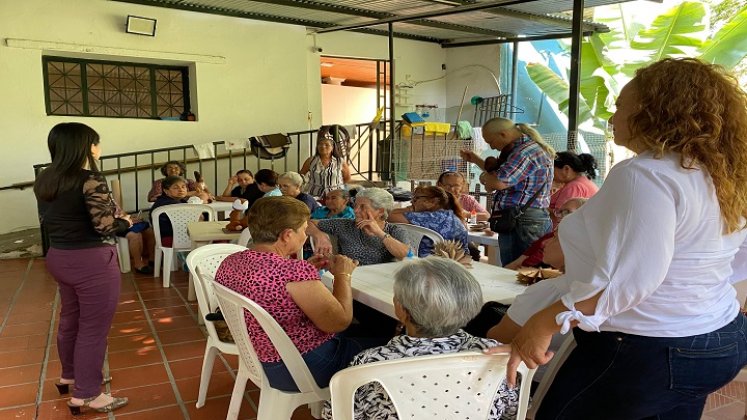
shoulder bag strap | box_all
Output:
[519,182,547,213]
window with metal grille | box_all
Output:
[42,56,192,120]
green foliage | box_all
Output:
[526,63,593,125]
[526,0,747,129]
[630,2,708,61]
[700,4,747,68]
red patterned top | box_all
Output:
[215,249,334,362]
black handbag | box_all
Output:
[489,207,524,233]
[250,133,291,160]
[488,182,546,234]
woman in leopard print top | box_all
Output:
[35,123,131,413]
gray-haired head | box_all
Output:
[279,171,304,188]
[326,188,349,199]
[393,257,483,337]
[355,187,394,218]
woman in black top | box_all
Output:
[34,123,129,415]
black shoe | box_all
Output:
[135,266,153,275]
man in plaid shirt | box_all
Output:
[461,117,554,264]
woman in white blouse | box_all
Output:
[494,58,747,419]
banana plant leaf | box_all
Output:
[526,63,593,125]
[579,41,614,124]
[699,4,747,68]
[630,1,708,61]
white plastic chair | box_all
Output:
[391,222,445,254]
[526,334,576,419]
[186,244,247,409]
[212,282,330,420]
[329,350,535,420]
[152,203,216,288]
[116,236,131,273]
[237,228,253,248]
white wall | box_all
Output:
[0,0,448,234]
[321,85,378,126]
[311,31,447,119]
[444,44,503,123]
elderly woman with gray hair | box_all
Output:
[278,171,320,212]
[307,187,410,265]
[321,257,520,420]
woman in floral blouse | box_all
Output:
[388,186,469,257]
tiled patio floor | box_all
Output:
[0,258,315,420]
[0,256,744,419]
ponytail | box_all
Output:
[515,123,555,157]
[555,151,599,180]
[578,153,598,180]
[444,191,465,220]
[415,186,465,219]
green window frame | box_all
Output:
[42,56,192,120]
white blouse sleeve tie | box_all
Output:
[550,153,743,337]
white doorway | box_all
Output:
[320,56,389,126]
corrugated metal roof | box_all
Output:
[112,0,631,45]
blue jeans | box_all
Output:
[536,314,747,420]
[497,208,551,266]
[261,333,386,392]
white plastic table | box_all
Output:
[322,260,525,319]
[207,201,234,220]
[187,221,242,303]
[468,231,502,265]
[187,220,242,248]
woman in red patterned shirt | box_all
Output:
[215,196,382,391]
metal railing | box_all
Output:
[30,120,401,211]
[30,120,403,253]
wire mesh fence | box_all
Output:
[542,130,613,186]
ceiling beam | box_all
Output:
[314,0,545,34]
[440,30,596,47]
[473,8,605,32]
[418,0,604,32]
[111,0,442,42]
[247,0,514,39]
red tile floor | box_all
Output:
[0,256,744,419]
[0,258,315,420]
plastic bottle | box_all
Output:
[469,209,477,225]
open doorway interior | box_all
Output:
[320,56,389,126]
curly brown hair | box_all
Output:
[629,58,747,233]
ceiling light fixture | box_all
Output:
[125,15,157,36]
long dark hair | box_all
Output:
[554,151,598,180]
[35,123,100,201]
[317,124,349,162]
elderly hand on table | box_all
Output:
[328,254,359,280]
